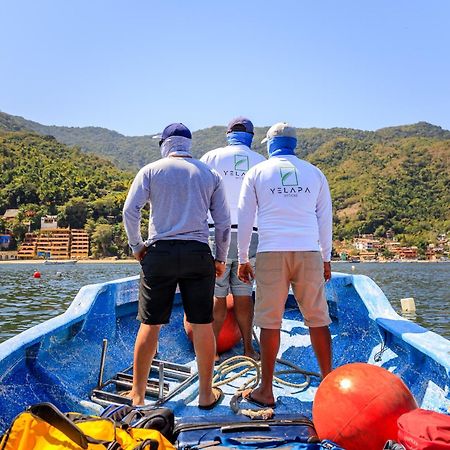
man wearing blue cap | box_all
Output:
[123,123,231,409]
[238,122,333,408]
[201,117,265,360]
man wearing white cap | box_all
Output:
[201,117,265,360]
[238,122,333,408]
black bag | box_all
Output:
[174,415,321,449]
[101,404,174,442]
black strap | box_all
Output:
[208,224,258,232]
[134,439,159,450]
[28,403,113,449]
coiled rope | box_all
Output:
[212,354,320,420]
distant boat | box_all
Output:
[43,259,78,265]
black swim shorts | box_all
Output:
[138,240,215,325]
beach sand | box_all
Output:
[0,258,138,264]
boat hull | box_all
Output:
[0,273,449,440]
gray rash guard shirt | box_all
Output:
[123,157,231,262]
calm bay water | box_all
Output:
[0,261,448,344]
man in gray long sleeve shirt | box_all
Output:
[123,123,231,409]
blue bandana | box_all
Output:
[227,131,253,148]
[267,136,297,158]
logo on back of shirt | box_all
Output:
[280,166,298,186]
[223,154,249,178]
[234,154,249,171]
[269,164,311,197]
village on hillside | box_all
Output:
[0,208,448,262]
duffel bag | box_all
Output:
[0,403,175,450]
[397,408,450,450]
[100,405,174,442]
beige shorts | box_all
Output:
[254,251,331,329]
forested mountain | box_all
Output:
[2,111,449,169]
[0,131,132,256]
[0,111,448,250]
[310,136,449,243]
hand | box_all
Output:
[215,260,226,278]
[323,261,331,282]
[238,262,254,284]
[134,246,148,262]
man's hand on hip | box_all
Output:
[134,246,148,262]
[215,260,226,278]
[238,262,254,284]
[323,261,331,282]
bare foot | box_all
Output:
[242,387,275,408]
[244,350,260,361]
[119,389,145,406]
[198,387,224,409]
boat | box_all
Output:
[0,272,449,448]
[43,259,78,265]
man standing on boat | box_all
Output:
[123,123,230,409]
[238,122,333,408]
[201,117,265,360]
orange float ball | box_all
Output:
[216,297,241,354]
[312,363,417,450]
[184,295,241,354]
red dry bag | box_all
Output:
[397,408,450,450]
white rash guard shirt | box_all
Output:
[238,155,332,263]
[201,144,266,225]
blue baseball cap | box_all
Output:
[159,123,192,146]
[227,116,254,135]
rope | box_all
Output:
[212,354,320,420]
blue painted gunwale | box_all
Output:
[0,272,449,435]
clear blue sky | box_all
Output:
[1,0,449,135]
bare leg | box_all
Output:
[233,295,258,359]
[248,327,279,406]
[212,296,227,355]
[191,322,217,407]
[309,326,332,378]
[131,323,161,405]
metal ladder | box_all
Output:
[91,340,198,407]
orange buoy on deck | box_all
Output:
[312,362,417,450]
[33,271,41,278]
[184,295,241,354]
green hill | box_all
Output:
[0,111,448,247]
[309,136,449,241]
[0,130,133,256]
[0,131,130,210]
[2,112,450,170]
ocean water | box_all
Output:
[0,261,448,344]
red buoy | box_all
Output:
[184,295,241,354]
[312,363,417,450]
[216,296,241,354]
[33,271,41,278]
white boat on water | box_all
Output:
[43,259,78,265]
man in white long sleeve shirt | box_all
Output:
[238,122,333,408]
[201,117,265,360]
[123,123,231,409]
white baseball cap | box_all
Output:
[261,122,296,143]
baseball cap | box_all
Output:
[261,122,296,143]
[158,123,192,146]
[227,116,254,135]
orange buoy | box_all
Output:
[33,271,41,278]
[184,295,241,354]
[216,296,241,354]
[312,363,417,450]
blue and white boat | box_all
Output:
[0,272,449,448]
